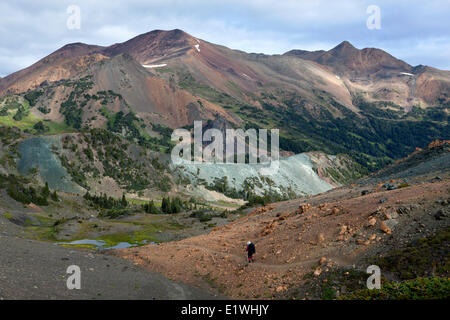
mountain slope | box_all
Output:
[85,53,234,128]
[0,43,106,95]
[285,41,450,108]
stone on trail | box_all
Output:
[380,221,392,234]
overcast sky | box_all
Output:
[1,0,449,77]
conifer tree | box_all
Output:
[42,182,50,198]
[51,190,59,202]
[121,193,128,207]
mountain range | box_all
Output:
[0,29,449,188]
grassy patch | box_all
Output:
[374,228,450,280]
[154,67,174,74]
[127,198,162,207]
[63,217,184,249]
[25,216,59,241]
[291,228,450,300]
[178,71,240,106]
[3,212,13,219]
[0,108,73,134]
[339,277,450,300]
[95,220,183,247]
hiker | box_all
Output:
[246,241,256,263]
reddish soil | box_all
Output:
[114,177,450,299]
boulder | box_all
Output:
[317,233,325,243]
[296,203,312,214]
[380,221,392,234]
[434,210,446,220]
[313,267,322,277]
[339,225,348,235]
[384,219,399,230]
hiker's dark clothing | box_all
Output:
[246,243,256,262]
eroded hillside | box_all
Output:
[114,141,450,299]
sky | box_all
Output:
[1,0,449,77]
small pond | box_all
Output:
[56,239,157,250]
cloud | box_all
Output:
[0,0,449,76]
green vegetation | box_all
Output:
[0,174,52,206]
[0,126,21,145]
[24,214,60,241]
[24,90,43,107]
[13,105,28,121]
[105,110,140,138]
[373,228,449,280]
[154,67,174,74]
[1,95,22,110]
[101,107,173,153]
[244,186,294,205]
[204,176,240,199]
[50,190,59,202]
[95,219,184,247]
[142,200,162,214]
[178,71,239,106]
[161,196,184,214]
[231,92,449,172]
[175,74,447,172]
[59,129,171,192]
[37,106,50,114]
[84,191,127,210]
[139,123,174,153]
[3,212,13,220]
[189,209,227,222]
[83,192,132,219]
[93,90,123,105]
[200,175,296,203]
[322,158,365,184]
[151,123,173,138]
[33,121,49,133]
[0,99,72,135]
[59,152,89,190]
[189,210,212,222]
[291,228,450,300]
[60,76,94,129]
[99,208,131,219]
[340,277,450,300]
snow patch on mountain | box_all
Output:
[142,64,167,68]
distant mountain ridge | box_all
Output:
[1,30,449,108]
[285,40,413,78]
